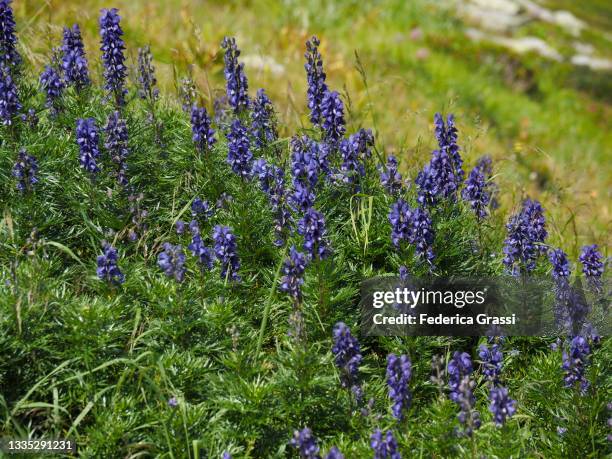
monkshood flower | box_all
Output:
[351,128,375,159]
[321,90,345,146]
[191,197,213,219]
[0,0,20,67]
[409,207,435,265]
[389,199,411,247]
[76,118,101,174]
[21,108,38,128]
[462,162,491,220]
[380,155,403,195]
[179,72,197,113]
[550,248,571,281]
[448,351,473,403]
[388,200,435,265]
[370,429,401,459]
[579,244,604,293]
[213,225,241,282]
[157,242,186,283]
[188,222,215,271]
[339,138,365,183]
[251,88,277,148]
[39,65,64,112]
[290,427,320,459]
[104,111,130,186]
[434,113,464,183]
[386,353,412,421]
[222,452,231,459]
[298,207,331,261]
[325,447,344,459]
[280,246,308,301]
[332,322,362,401]
[12,148,38,192]
[191,105,215,155]
[61,24,90,89]
[290,180,316,213]
[252,158,276,194]
[221,36,249,113]
[304,36,327,126]
[549,248,572,328]
[399,265,409,282]
[0,63,20,125]
[522,199,547,253]
[226,119,253,180]
[137,45,158,100]
[415,148,458,206]
[502,199,547,275]
[175,220,186,235]
[99,8,127,106]
[315,141,331,177]
[478,343,503,385]
[96,241,125,284]
[476,155,499,208]
[456,376,481,437]
[562,335,591,393]
[291,135,319,188]
[489,386,516,427]
[253,158,292,245]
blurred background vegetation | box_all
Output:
[14,0,611,256]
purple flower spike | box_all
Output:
[221,37,249,113]
[304,36,328,127]
[324,447,344,459]
[332,322,362,401]
[562,335,591,394]
[39,65,64,112]
[489,386,516,427]
[380,155,403,195]
[434,113,463,183]
[191,105,216,155]
[251,88,277,148]
[0,63,20,125]
[212,225,241,282]
[191,197,213,219]
[104,111,130,186]
[188,224,215,271]
[321,90,345,146]
[386,353,412,420]
[579,244,604,293]
[61,24,90,89]
[478,343,503,385]
[0,0,20,67]
[280,246,308,301]
[226,119,253,180]
[157,242,186,283]
[370,429,401,459]
[12,148,38,192]
[448,351,473,403]
[503,198,547,275]
[297,207,331,261]
[388,199,435,266]
[76,118,101,174]
[96,241,124,284]
[137,45,158,100]
[99,8,127,106]
[289,427,321,459]
[462,159,493,220]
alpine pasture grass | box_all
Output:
[0,2,610,458]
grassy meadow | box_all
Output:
[0,0,610,458]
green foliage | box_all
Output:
[0,63,609,459]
